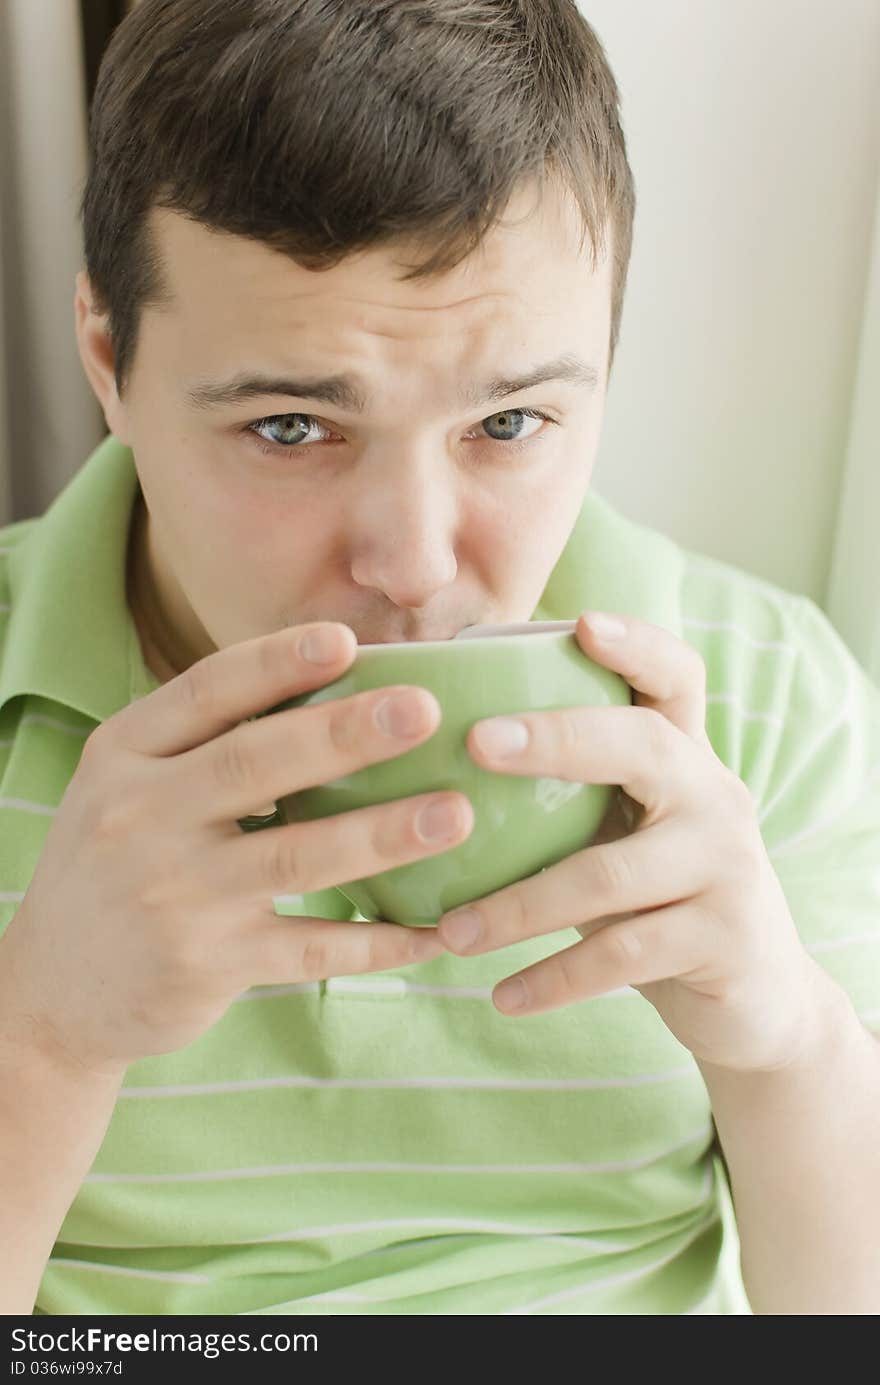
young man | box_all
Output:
[1,0,879,1317]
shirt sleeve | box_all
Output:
[752,594,880,1031]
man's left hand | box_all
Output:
[437,610,825,1073]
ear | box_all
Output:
[74,269,132,444]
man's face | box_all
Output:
[79,177,613,664]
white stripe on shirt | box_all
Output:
[117,1065,698,1099]
[84,1125,713,1183]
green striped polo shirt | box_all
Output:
[2,434,879,1316]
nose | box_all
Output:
[348,455,459,609]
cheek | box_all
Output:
[470,467,583,557]
[152,444,334,596]
[180,439,329,548]
[457,489,546,596]
[469,464,592,606]
[220,486,337,586]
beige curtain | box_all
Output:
[0,0,104,529]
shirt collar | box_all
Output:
[0,433,155,724]
[533,481,685,639]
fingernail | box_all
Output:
[299,626,343,663]
[474,717,529,757]
[495,977,528,1011]
[584,612,625,641]
[442,909,481,950]
[375,692,431,738]
[415,796,463,843]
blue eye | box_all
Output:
[479,409,547,443]
[249,414,326,450]
[244,407,556,459]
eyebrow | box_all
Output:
[183,352,599,414]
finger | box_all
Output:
[181,681,443,827]
[240,913,449,988]
[575,611,711,746]
[210,788,474,912]
[438,817,704,954]
[491,901,717,1016]
[101,621,358,757]
[467,702,709,819]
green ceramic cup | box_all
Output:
[260,619,631,926]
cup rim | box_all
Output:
[356,619,578,651]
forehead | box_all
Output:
[141,178,612,388]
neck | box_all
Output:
[126,490,185,685]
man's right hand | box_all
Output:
[0,622,472,1079]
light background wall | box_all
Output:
[580,1,880,645]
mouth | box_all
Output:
[363,634,465,645]
[359,631,463,645]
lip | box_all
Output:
[357,630,465,645]
[356,621,578,651]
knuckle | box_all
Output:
[589,845,634,904]
[709,770,760,866]
[375,926,423,970]
[256,631,287,682]
[556,709,583,757]
[326,700,359,755]
[160,923,206,979]
[298,935,329,980]
[213,724,259,795]
[178,655,215,712]
[722,825,763,892]
[79,724,110,770]
[725,767,756,818]
[505,888,530,942]
[127,991,175,1037]
[262,827,306,895]
[687,644,707,692]
[382,801,421,857]
[368,927,410,973]
[91,794,141,845]
[136,850,192,920]
[129,902,204,983]
[554,946,583,1005]
[402,927,431,966]
[134,872,173,917]
[638,705,674,769]
[598,923,643,970]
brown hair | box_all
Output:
[80,0,636,400]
